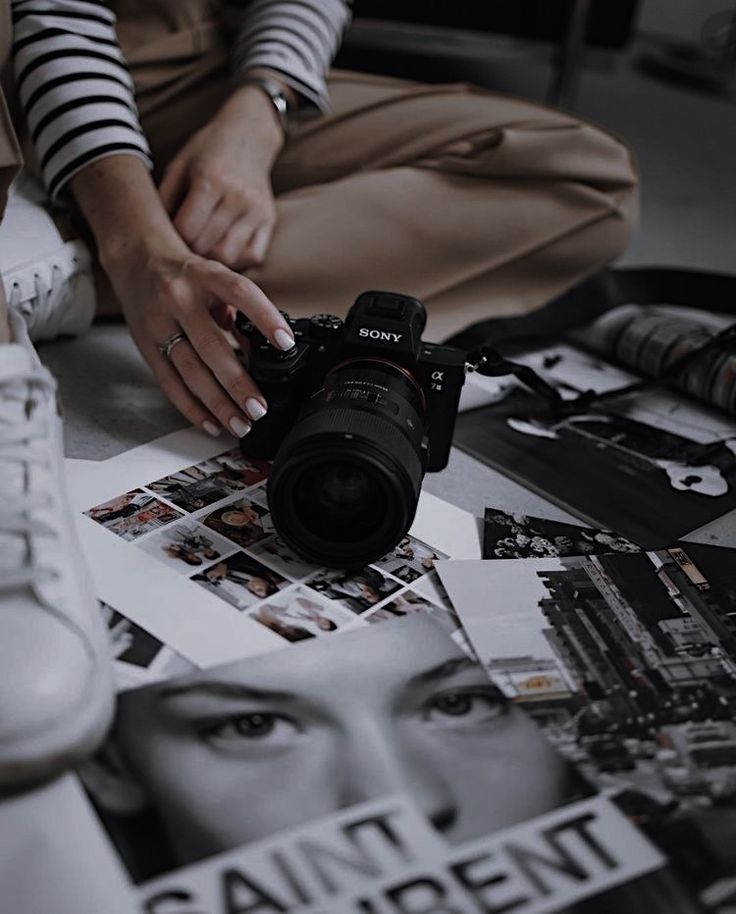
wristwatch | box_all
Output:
[240,75,293,137]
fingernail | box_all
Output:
[274,328,295,351]
[246,398,267,421]
[203,420,221,438]
[229,417,252,438]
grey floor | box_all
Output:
[37,32,736,517]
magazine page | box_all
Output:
[438,545,736,912]
[75,614,666,914]
[454,342,736,547]
[65,429,480,670]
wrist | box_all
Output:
[222,83,288,156]
[99,226,190,277]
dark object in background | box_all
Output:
[338,0,639,106]
[236,292,466,568]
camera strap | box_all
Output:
[456,266,736,417]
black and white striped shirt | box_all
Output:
[11,0,351,200]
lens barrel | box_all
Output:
[267,360,427,568]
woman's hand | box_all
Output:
[159,82,286,271]
[70,154,295,439]
[104,245,295,438]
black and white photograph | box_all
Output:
[100,602,196,691]
[247,533,318,581]
[191,551,290,610]
[85,490,183,541]
[201,497,273,549]
[456,343,736,548]
[484,507,641,559]
[247,587,354,640]
[440,545,736,909]
[135,520,236,573]
[305,565,401,613]
[79,615,593,884]
[371,534,448,583]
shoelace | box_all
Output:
[0,369,60,592]
[7,255,77,337]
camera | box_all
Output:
[236,291,467,568]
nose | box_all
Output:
[335,720,457,834]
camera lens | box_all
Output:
[267,359,427,568]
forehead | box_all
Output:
[122,616,465,715]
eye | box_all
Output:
[197,712,301,747]
[423,689,507,729]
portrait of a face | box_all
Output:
[82,615,576,882]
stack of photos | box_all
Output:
[455,343,736,548]
[439,543,736,912]
[78,614,667,913]
[84,448,452,646]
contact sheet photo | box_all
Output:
[66,428,481,676]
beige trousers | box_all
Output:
[3,0,638,340]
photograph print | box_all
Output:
[201,497,273,549]
[305,565,400,613]
[440,543,736,912]
[191,551,290,611]
[99,602,196,691]
[247,533,318,581]
[455,343,736,548]
[484,508,640,559]
[78,615,594,885]
[371,534,447,583]
[85,489,182,542]
[247,587,354,641]
[136,520,236,573]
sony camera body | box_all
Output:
[237,291,466,471]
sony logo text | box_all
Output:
[358,329,403,343]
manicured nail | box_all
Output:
[229,417,252,438]
[274,328,295,351]
[246,398,267,421]
[203,420,221,438]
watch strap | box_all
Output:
[239,75,292,137]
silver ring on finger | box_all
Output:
[159,330,188,361]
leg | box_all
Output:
[255,70,638,340]
[115,4,637,340]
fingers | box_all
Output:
[185,257,294,351]
[158,156,188,216]
[142,341,223,438]
[178,306,269,424]
[166,337,257,436]
[212,216,274,270]
[173,180,220,244]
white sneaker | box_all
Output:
[0,309,113,790]
[0,173,95,342]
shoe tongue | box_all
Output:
[0,342,36,380]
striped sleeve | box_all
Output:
[230,0,352,112]
[11,0,152,201]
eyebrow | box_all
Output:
[157,682,299,703]
[156,656,481,704]
[408,656,480,686]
